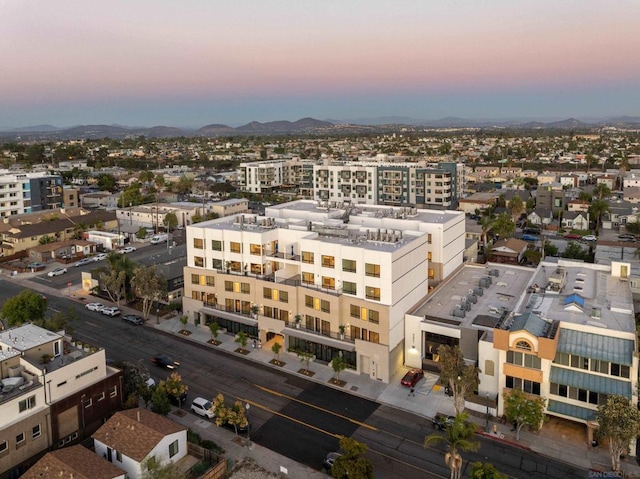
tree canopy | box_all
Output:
[436,345,480,415]
[424,412,479,479]
[1,290,47,327]
[331,437,374,479]
[596,394,640,472]
[502,389,546,441]
[131,265,167,319]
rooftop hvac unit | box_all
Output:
[473,287,484,296]
[484,276,493,285]
[453,306,466,318]
[461,300,471,311]
[489,269,500,277]
[467,294,478,304]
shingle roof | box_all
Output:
[22,444,125,479]
[92,408,186,462]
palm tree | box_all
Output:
[508,196,524,222]
[424,412,479,479]
[589,199,610,235]
[578,191,592,202]
[594,183,611,200]
[480,215,495,253]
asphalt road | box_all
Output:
[1,276,589,479]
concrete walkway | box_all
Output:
[155,316,640,478]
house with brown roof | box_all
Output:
[22,444,125,479]
[488,238,528,264]
[92,408,188,479]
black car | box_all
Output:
[432,414,455,431]
[151,354,180,369]
[122,314,144,325]
[168,391,188,406]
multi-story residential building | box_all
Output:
[0,324,123,478]
[182,200,465,383]
[535,182,565,215]
[405,259,637,444]
[0,172,63,217]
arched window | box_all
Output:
[515,340,532,351]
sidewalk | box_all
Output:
[155,315,640,478]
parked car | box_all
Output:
[401,368,424,387]
[85,302,105,312]
[92,253,107,262]
[121,246,136,254]
[432,413,455,431]
[323,452,342,471]
[191,397,214,419]
[563,233,581,240]
[47,267,68,277]
[74,258,92,267]
[101,307,121,317]
[151,354,180,369]
[521,234,539,241]
[582,235,597,242]
[122,314,144,325]
[168,390,188,406]
[27,262,45,270]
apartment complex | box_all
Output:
[0,172,63,217]
[237,160,464,209]
[182,200,465,383]
[405,259,637,440]
[0,324,123,478]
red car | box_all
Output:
[401,369,424,387]
[563,233,581,240]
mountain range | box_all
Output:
[1,116,639,140]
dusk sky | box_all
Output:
[2,0,640,128]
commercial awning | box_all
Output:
[547,399,597,421]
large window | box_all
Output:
[342,259,356,273]
[365,263,380,278]
[32,424,41,439]
[321,255,335,268]
[343,281,356,295]
[0,441,7,453]
[302,272,314,284]
[212,240,222,251]
[194,256,204,267]
[250,244,262,255]
[193,238,204,249]
[505,376,541,395]
[302,251,314,264]
[322,276,335,289]
[19,396,36,413]
[191,274,201,285]
[365,286,380,301]
[350,304,360,319]
[305,295,314,307]
[368,309,380,324]
[230,242,241,253]
[506,351,541,369]
[320,300,330,313]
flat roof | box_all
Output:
[412,263,536,329]
[0,324,62,353]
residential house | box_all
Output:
[457,192,499,214]
[22,445,126,479]
[488,238,528,264]
[93,408,188,479]
[623,186,640,204]
[562,211,590,231]
[528,208,553,227]
[567,200,590,213]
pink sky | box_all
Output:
[2,0,639,126]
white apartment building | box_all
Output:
[182,200,465,383]
[0,172,63,217]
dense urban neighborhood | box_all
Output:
[1,125,640,478]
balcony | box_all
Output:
[284,321,355,344]
[277,275,342,297]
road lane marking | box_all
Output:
[255,385,378,431]
[85,322,101,328]
[47,307,61,313]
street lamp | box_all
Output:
[245,403,252,449]
[485,392,490,432]
[156,305,160,325]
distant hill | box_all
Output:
[2,115,640,141]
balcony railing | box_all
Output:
[284,321,355,343]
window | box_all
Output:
[320,300,330,313]
[305,295,314,307]
[32,425,41,439]
[225,281,234,292]
[109,386,117,398]
[369,332,379,344]
[212,259,222,270]
[368,309,379,324]
[194,256,204,267]
[321,255,335,268]
[250,244,262,255]
[279,291,288,303]
[343,281,356,295]
[240,283,250,294]
[16,432,25,445]
[0,441,6,453]
[191,274,201,285]
[19,396,36,412]
[516,340,532,351]
[263,287,272,299]
[555,352,570,365]
[427,233,432,244]
[84,398,92,408]
[322,276,335,289]
[193,238,204,249]
[302,272,314,284]
[169,439,179,458]
[116,450,122,462]
[350,305,360,319]
[365,286,380,301]
[212,240,222,251]
[230,242,241,253]
[365,263,380,277]
[206,276,215,287]
[427,252,432,261]
[97,392,105,401]
[302,251,314,264]
[484,360,495,376]
[342,259,356,273]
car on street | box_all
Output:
[27,262,46,270]
[323,452,342,471]
[432,413,455,431]
[151,354,180,369]
[582,235,597,241]
[47,267,68,277]
[121,246,136,254]
[92,253,107,262]
[101,306,121,317]
[74,258,93,267]
[401,368,424,387]
[122,314,144,325]
[521,234,539,241]
[85,302,105,312]
[563,233,581,240]
[191,397,214,419]
[168,390,188,406]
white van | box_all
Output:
[191,397,214,419]
[150,234,168,244]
